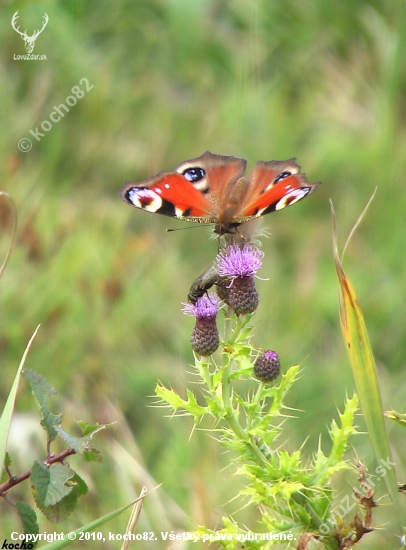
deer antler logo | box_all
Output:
[11,11,49,54]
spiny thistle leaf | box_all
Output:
[155,384,208,422]
[312,394,358,484]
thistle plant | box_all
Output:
[156,242,373,549]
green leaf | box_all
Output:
[31,461,74,507]
[0,327,40,477]
[16,501,39,545]
[56,422,109,453]
[83,447,103,463]
[331,200,403,534]
[36,489,78,523]
[69,471,89,498]
[5,451,12,467]
[76,419,113,436]
[385,410,406,428]
[23,369,62,442]
[155,384,208,421]
[32,466,88,523]
[329,395,358,457]
[1,452,11,483]
[311,396,357,485]
[269,364,300,413]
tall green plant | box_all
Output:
[156,242,372,548]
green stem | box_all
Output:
[252,381,265,407]
[221,320,268,467]
[246,381,265,431]
[198,357,214,392]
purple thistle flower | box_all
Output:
[217,244,264,280]
[182,294,220,356]
[182,293,220,319]
[216,245,264,315]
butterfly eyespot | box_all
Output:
[182,167,206,182]
[274,171,292,184]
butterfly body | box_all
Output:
[119,151,319,235]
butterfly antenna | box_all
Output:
[166,224,214,232]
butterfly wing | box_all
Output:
[119,171,216,222]
[119,153,319,233]
[119,151,247,225]
[176,151,246,198]
[237,159,320,220]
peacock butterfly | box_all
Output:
[119,151,319,235]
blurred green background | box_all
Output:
[1,0,406,547]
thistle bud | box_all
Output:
[254,350,281,382]
[226,276,259,315]
[182,294,220,356]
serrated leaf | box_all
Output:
[31,461,74,507]
[23,369,62,442]
[185,389,209,419]
[47,464,76,505]
[329,394,358,459]
[331,200,403,534]
[155,384,208,421]
[269,364,299,413]
[32,470,87,523]
[16,501,39,541]
[0,327,40,479]
[56,423,108,453]
[34,486,78,523]
[70,471,89,498]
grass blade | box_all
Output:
[0,192,17,279]
[0,326,40,473]
[331,200,403,534]
[121,486,148,550]
[39,490,150,549]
